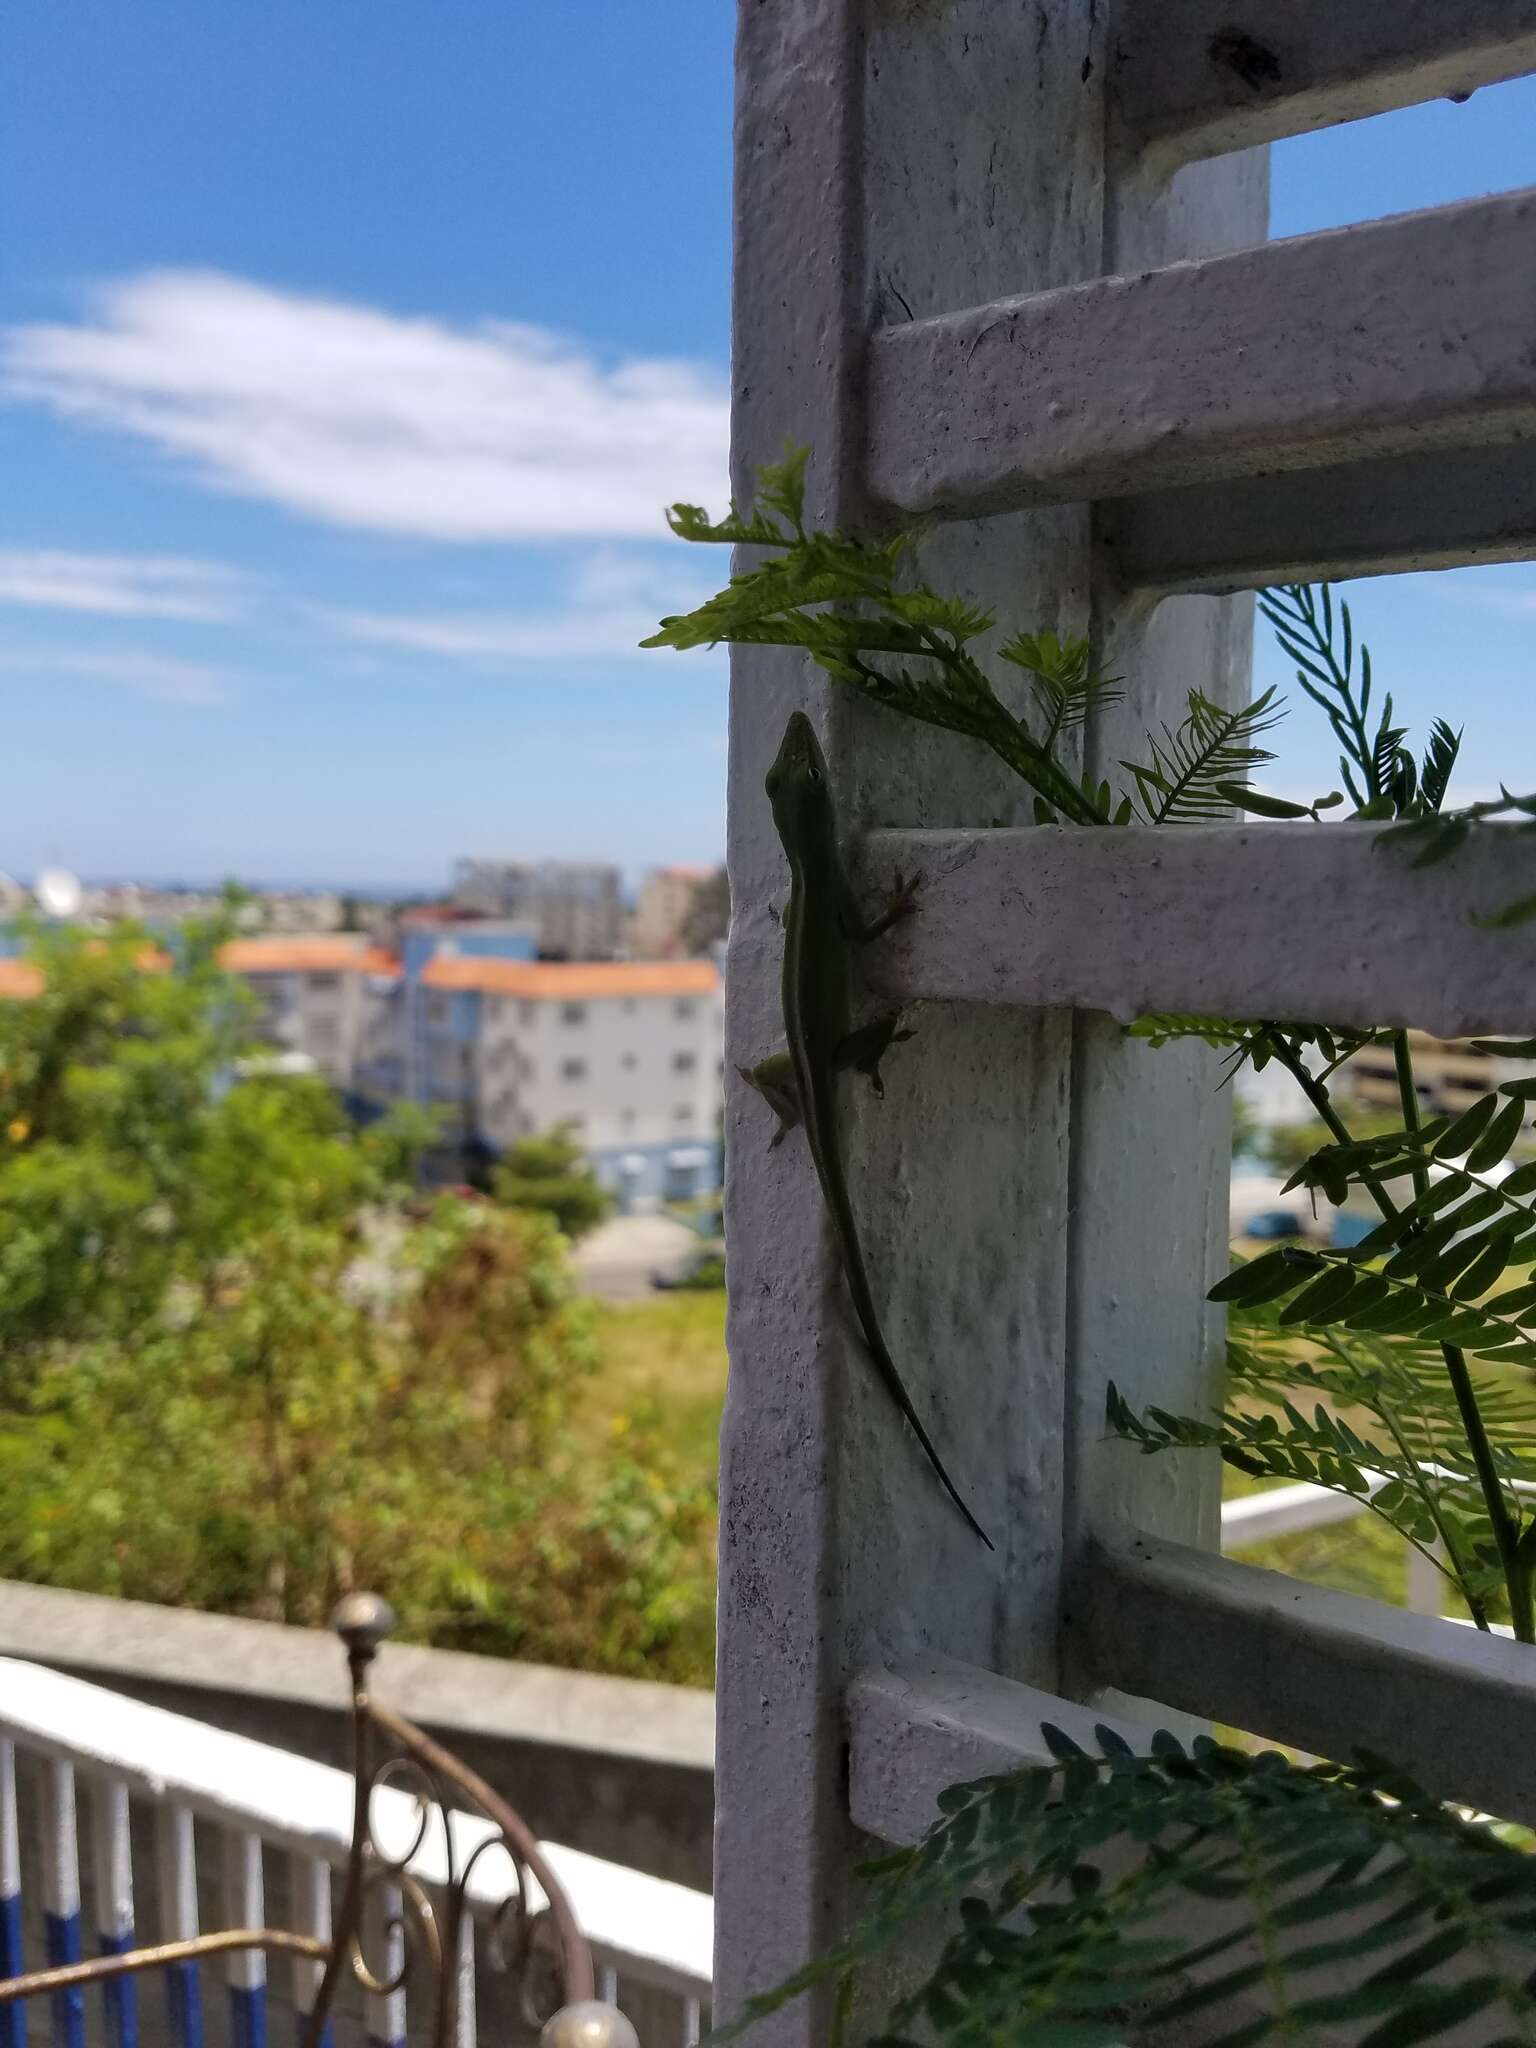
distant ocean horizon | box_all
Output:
[16,875,443,901]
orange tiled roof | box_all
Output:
[220,939,399,977]
[419,956,719,999]
[0,946,168,998]
[0,961,44,1000]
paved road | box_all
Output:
[573,1213,699,1301]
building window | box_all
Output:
[674,999,695,1021]
[621,1108,636,1132]
[428,994,450,1027]
[623,998,637,1013]
[561,1058,587,1082]
[562,1002,587,1026]
[622,1052,638,1071]
[566,1114,587,1135]
[672,1050,697,1074]
[308,972,341,992]
[520,1002,536,1027]
[675,1104,694,1123]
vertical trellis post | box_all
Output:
[717,1,1265,2033]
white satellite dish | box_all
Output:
[35,867,82,919]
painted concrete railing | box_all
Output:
[0,1658,711,2048]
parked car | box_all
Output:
[1244,1209,1306,1241]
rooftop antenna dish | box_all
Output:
[36,867,82,920]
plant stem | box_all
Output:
[1263,1031,1399,1221]
[1260,1027,1529,1635]
[1373,1386,1491,1633]
[1393,1033,1430,1206]
[1387,1030,1530,1639]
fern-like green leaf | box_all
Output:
[709,1736,1536,2048]
[1121,685,1286,823]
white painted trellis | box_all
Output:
[718,5,1536,2041]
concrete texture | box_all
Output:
[1112,0,1536,170]
[719,3,1263,2037]
[0,1581,714,1891]
[1106,439,1536,597]
[859,820,1536,1039]
[868,186,1536,521]
[1079,1532,1536,1825]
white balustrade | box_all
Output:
[0,1659,711,2045]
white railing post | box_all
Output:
[154,1807,202,2048]
[0,1742,23,2048]
[451,1904,475,2048]
[221,1832,266,2048]
[39,1762,82,2048]
[89,1777,137,2048]
[361,1882,404,2048]
[288,1856,331,2048]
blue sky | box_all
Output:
[0,8,1532,888]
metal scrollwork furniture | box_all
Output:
[0,1594,639,2048]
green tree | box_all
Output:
[0,929,713,1678]
[492,1121,612,1241]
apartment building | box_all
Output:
[450,858,624,960]
[223,927,723,1204]
[628,865,716,957]
[424,956,723,1204]
[220,937,395,1089]
[1339,1029,1536,1119]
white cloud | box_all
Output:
[2,270,729,544]
[0,548,251,621]
[317,547,724,664]
[0,645,232,707]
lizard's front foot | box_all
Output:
[862,869,922,943]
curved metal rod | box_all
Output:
[366,1753,437,1878]
[366,1696,596,2007]
[349,1868,442,1998]
[299,1653,376,2048]
[0,1930,329,2004]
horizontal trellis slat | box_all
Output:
[1105,440,1536,595]
[1113,0,1536,172]
[847,1662,1145,1849]
[866,188,1536,522]
[857,822,1536,1039]
[1076,1533,1536,1823]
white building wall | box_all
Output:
[474,986,724,1184]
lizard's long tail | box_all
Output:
[839,1239,995,1551]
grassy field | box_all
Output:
[582,1284,1421,1630]
[584,1290,728,1479]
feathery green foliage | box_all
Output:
[647,448,1292,830]
[711,1730,1536,2048]
[651,452,1536,2045]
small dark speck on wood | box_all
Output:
[1208,26,1282,94]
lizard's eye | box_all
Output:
[808,766,822,784]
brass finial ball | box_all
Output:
[331,1591,397,1657]
[539,2001,641,2048]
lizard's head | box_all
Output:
[764,711,833,840]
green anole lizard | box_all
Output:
[742,711,993,1549]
